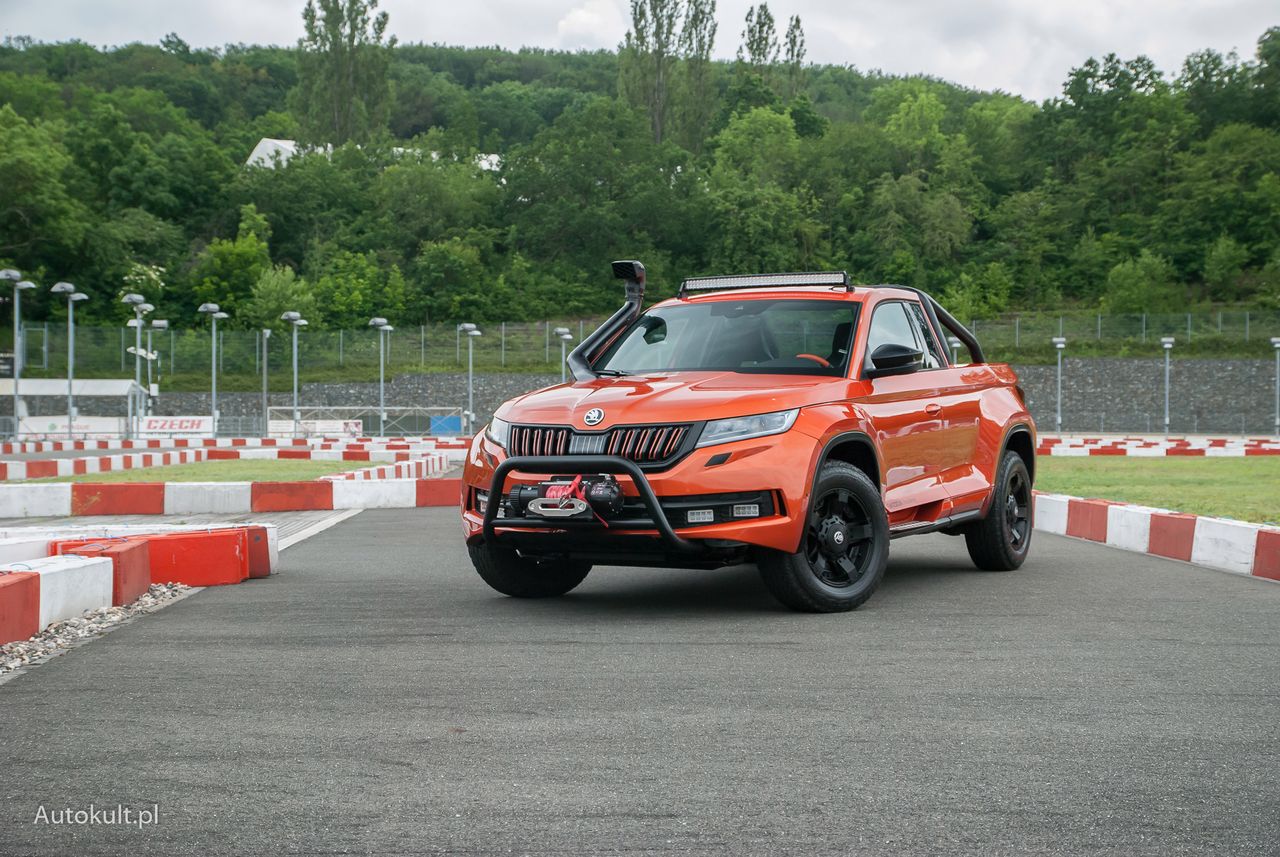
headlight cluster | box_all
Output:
[695,408,798,448]
[485,416,510,449]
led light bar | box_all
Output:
[687,509,715,524]
[680,271,851,296]
[732,504,760,518]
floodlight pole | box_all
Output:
[262,329,271,437]
[67,294,75,438]
[369,317,390,436]
[4,271,34,439]
[1052,337,1066,434]
[554,327,571,383]
[292,324,299,431]
[1271,337,1280,439]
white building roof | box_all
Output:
[0,379,146,397]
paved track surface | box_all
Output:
[1,509,1277,856]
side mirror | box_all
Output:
[865,342,923,379]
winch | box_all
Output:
[506,474,625,521]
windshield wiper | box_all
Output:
[594,368,632,376]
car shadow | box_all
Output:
[496,540,986,617]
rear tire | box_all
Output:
[964,451,1033,571]
[468,541,591,598]
[757,462,889,612]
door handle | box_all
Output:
[925,403,943,416]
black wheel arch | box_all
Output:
[816,430,883,492]
[1000,423,1036,485]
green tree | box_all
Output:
[295,0,395,144]
[312,250,407,327]
[782,15,805,99]
[244,265,322,330]
[1101,250,1183,313]
[188,204,273,319]
[1202,234,1249,299]
[620,0,683,144]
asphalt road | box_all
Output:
[1,509,1277,856]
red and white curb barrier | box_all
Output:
[1,447,461,482]
[1037,436,1280,456]
[0,436,470,454]
[0,450,211,481]
[0,524,279,645]
[1033,492,1279,581]
[0,479,464,517]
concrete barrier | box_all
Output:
[332,479,417,509]
[15,555,115,628]
[164,482,253,515]
[1032,493,1070,536]
[71,483,166,516]
[0,536,52,565]
[0,484,71,518]
[0,570,39,644]
[145,530,248,587]
[55,539,152,606]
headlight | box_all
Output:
[485,416,510,449]
[696,408,799,448]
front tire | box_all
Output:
[964,451,1033,571]
[468,541,591,598]
[757,462,889,612]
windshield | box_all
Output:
[593,298,860,377]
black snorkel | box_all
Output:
[566,260,646,382]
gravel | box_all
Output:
[0,583,194,679]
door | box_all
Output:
[857,300,949,516]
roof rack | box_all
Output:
[679,270,852,297]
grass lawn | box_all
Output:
[37,459,360,484]
[1035,455,1280,525]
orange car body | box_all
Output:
[461,284,1034,564]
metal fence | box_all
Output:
[8,309,1279,383]
[968,309,1280,349]
[9,319,610,382]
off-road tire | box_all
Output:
[964,450,1033,571]
[757,461,889,613]
[468,541,591,598]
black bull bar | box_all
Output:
[481,455,701,554]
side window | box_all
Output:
[863,302,916,371]
[907,303,947,369]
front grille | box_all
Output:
[508,425,570,457]
[508,423,693,468]
[606,425,688,462]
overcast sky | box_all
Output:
[1,0,1276,101]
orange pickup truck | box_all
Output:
[462,262,1035,612]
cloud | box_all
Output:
[556,0,626,50]
[1,0,1275,101]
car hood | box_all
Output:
[495,371,852,430]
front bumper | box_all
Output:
[462,432,818,565]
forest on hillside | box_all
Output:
[1,0,1279,331]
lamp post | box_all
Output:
[554,327,572,383]
[146,318,166,403]
[51,283,89,439]
[198,304,226,436]
[261,328,271,436]
[1160,336,1175,436]
[122,294,151,436]
[460,325,482,434]
[948,336,962,365]
[1271,337,1280,439]
[558,331,573,383]
[3,270,35,439]
[369,317,389,436]
[1052,336,1066,434]
[281,312,307,435]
